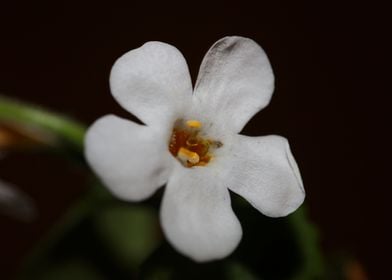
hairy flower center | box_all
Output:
[168,119,222,168]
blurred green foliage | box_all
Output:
[20,195,325,279]
[0,96,85,155]
[94,205,162,270]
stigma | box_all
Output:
[168,119,222,168]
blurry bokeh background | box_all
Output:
[0,1,389,279]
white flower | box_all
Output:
[85,36,305,262]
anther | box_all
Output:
[186,120,202,129]
[177,147,200,164]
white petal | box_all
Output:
[193,36,274,133]
[110,42,193,127]
[85,115,173,201]
[160,164,242,262]
[223,135,305,217]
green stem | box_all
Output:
[0,95,86,151]
[289,206,325,279]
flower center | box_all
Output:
[168,119,222,168]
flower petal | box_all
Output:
[193,36,274,133]
[110,42,193,127]
[223,135,305,217]
[160,164,242,262]
[85,115,173,201]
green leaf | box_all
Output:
[224,261,260,280]
[0,95,86,151]
[37,258,105,280]
[94,204,162,270]
[288,206,325,280]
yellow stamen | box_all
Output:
[177,147,200,164]
[186,120,202,129]
[168,119,222,168]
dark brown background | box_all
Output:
[0,1,389,279]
